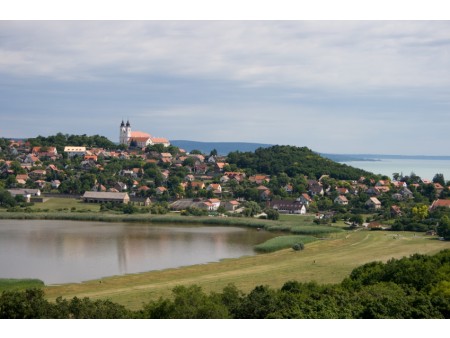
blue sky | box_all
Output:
[1,20,450,155]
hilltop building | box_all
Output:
[119,120,170,148]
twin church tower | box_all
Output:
[119,119,170,148]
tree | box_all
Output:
[433,173,446,186]
[242,201,261,217]
[411,204,429,221]
[437,216,450,240]
[0,189,16,208]
[349,214,364,226]
[265,208,280,220]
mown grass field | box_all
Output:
[43,229,450,310]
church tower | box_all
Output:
[119,119,131,145]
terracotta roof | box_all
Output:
[131,131,151,138]
[131,137,150,142]
[431,199,450,209]
[151,137,170,144]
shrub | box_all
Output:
[292,242,304,251]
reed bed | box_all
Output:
[290,225,344,236]
[0,278,45,292]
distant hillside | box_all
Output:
[227,145,376,180]
[170,140,273,155]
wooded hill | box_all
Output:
[227,145,376,180]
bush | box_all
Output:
[292,242,304,251]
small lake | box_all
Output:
[0,220,276,285]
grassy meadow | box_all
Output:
[43,229,450,310]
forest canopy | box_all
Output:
[226,145,375,180]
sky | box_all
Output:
[1,8,450,155]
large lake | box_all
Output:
[342,159,450,180]
[0,220,276,285]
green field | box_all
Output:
[43,229,450,310]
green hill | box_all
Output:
[227,145,376,180]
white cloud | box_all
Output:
[1,21,450,92]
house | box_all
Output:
[390,205,403,217]
[50,180,61,189]
[84,155,98,162]
[392,181,407,188]
[367,221,384,230]
[155,186,168,195]
[297,193,313,206]
[130,196,151,206]
[366,187,381,196]
[16,174,29,185]
[214,162,227,173]
[34,180,47,188]
[24,154,40,165]
[29,169,46,178]
[160,153,173,160]
[430,199,450,210]
[284,184,294,193]
[223,200,240,212]
[308,182,324,196]
[334,195,349,205]
[434,183,444,195]
[114,182,128,192]
[64,146,86,157]
[376,180,390,187]
[206,198,221,211]
[366,197,382,210]
[190,181,205,190]
[399,187,414,200]
[336,187,349,195]
[206,183,222,195]
[256,185,271,200]
[8,188,41,202]
[268,200,306,214]
[82,191,130,204]
[220,175,230,184]
[249,175,270,184]
[92,183,107,192]
[185,174,195,182]
[259,189,271,201]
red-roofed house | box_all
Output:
[430,199,450,210]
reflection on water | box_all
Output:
[0,220,275,284]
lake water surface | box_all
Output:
[0,220,276,285]
[342,159,450,180]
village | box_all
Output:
[0,120,450,234]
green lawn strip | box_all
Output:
[0,279,45,292]
[254,235,318,252]
[43,230,450,310]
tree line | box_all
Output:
[2,249,449,319]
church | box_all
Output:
[119,120,170,148]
